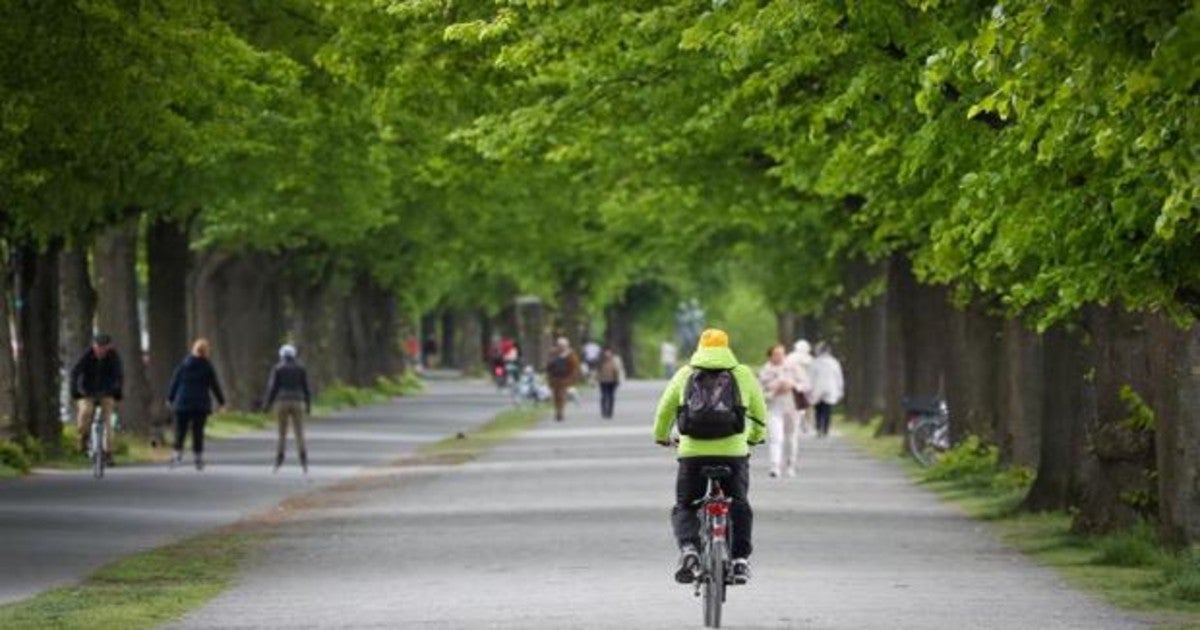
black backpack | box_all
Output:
[676,368,745,439]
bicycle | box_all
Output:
[692,465,734,628]
[86,400,116,479]
[904,396,950,467]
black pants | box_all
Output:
[671,456,753,558]
[598,382,617,418]
[815,402,833,435]
[174,411,209,454]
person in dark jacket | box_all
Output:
[263,344,312,473]
[166,338,226,470]
[69,332,123,457]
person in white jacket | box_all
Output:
[785,340,814,434]
[808,341,844,437]
[759,344,799,477]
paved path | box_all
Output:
[176,380,1147,630]
[0,380,509,606]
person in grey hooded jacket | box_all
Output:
[263,344,311,473]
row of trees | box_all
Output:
[0,1,1196,546]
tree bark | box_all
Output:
[58,246,95,372]
[1152,318,1200,546]
[879,255,908,436]
[0,243,18,439]
[146,217,190,432]
[440,310,457,369]
[997,319,1043,467]
[94,220,154,436]
[1022,324,1090,512]
[192,251,285,409]
[458,309,484,376]
[942,302,1002,444]
[15,240,62,446]
[289,280,337,393]
[605,298,636,378]
[1071,306,1158,534]
[516,297,547,370]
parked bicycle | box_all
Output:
[904,396,950,467]
[689,464,735,628]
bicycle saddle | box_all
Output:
[701,465,732,479]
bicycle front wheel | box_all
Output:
[907,419,938,467]
[703,544,725,627]
[92,424,105,479]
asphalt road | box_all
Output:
[0,380,508,606]
[174,380,1148,630]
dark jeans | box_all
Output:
[598,382,617,418]
[174,411,209,454]
[815,402,833,435]
[671,456,753,559]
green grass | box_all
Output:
[413,406,547,464]
[841,417,1200,627]
[206,411,273,439]
[0,531,260,629]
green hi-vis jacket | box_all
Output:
[653,345,768,457]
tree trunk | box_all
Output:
[997,319,1043,467]
[1154,319,1200,546]
[775,311,798,346]
[420,311,439,368]
[516,297,546,370]
[605,298,636,378]
[1022,324,1090,512]
[556,282,586,349]
[192,251,285,409]
[440,310,457,369]
[289,281,337,393]
[458,309,484,376]
[942,302,1001,444]
[879,255,908,436]
[862,287,888,420]
[146,218,190,433]
[94,220,154,436]
[1071,306,1158,534]
[58,246,95,373]
[0,243,18,439]
[15,240,62,446]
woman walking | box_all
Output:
[809,341,845,437]
[786,340,814,434]
[263,344,312,473]
[166,339,226,470]
[596,346,625,419]
[759,344,799,477]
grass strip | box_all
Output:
[0,530,262,630]
[399,405,547,466]
[839,419,1200,628]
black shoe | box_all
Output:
[194,456,205,471]
[299,451,308,475]
[674,546,700,584]
[731,558,750,585]
[272,453,284,473]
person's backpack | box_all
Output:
[546,354,571,378]
[676,368,745,439]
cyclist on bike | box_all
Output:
[654,328,767,585]
[69,333,123,462]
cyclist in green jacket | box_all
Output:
[654,328,768,585]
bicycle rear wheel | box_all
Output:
[907,419,939,467]
[702,543,725,627]
[92,422,105,479]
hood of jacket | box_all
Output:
[688,346,739,370]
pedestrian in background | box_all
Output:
[545,337,581,421]
[263,344,312,473]
[596,346,625,419]
[166,338,226,470]
[660,340,677,379]
[786,339,814,434]
[69,332,123,461]
[808,341,844,437]
[759,344,799,477]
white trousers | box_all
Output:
[768,409,803,471]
